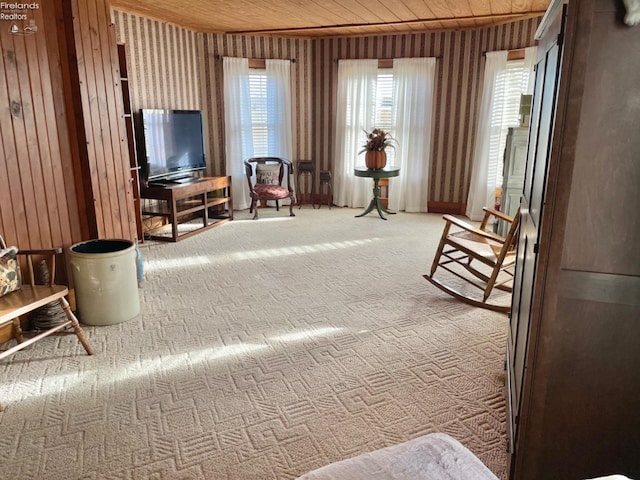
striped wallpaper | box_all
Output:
[113,11,201,111]
[112,10,538,209]
[201,34,314,176]
[313,18,539,210]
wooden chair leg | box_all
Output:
[430,223,452,275]
[59,296,93,355]
[12,318,24,344]
[289,199,295,217]
[482,262,505,302]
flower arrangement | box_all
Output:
[359,128,396,154]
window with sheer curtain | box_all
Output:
[333,58,436,212]
[342,71,396,163]
[223,58,292,210]
[466,47,536,221]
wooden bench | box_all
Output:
[0,245,93,411]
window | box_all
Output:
[374,72,395,165]
[490,59,530,188]
[466,48,535,221]
[334,57,436,211]
[222,57,292,210]
[249,71,269,156]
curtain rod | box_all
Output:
[481,48,526,59]
[333,56,442,64]
[216,55,296,63]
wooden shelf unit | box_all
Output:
[117,43,144,241]
[140,176,233,242]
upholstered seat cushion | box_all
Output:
[296,433,499,480]
[253,184,291,199]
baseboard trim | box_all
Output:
[427,202,466,215]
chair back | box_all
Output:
[244,157,294,193]
[1,234,60,290]
[503,207,521,251]
[493,207,521,267]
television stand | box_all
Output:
[141,176,233,242]
[147,175,200,187]
[173,175,201,184]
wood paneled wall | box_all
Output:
[71,0,136,241]
[0,0,135,341]
[313,18,539,211]
[0,1,83,249]
[1,0,141,247]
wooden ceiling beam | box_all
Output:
[229,11,547,36]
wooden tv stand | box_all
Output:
[140,176,233,242]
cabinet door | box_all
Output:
[500,128,528,236]
[507,12,564,474]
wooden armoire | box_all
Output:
[506,0,640,479]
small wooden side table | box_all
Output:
[296,160,315,208]
[315,170,333,209]
[354,166,399,220]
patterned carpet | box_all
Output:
[0,206,509,479]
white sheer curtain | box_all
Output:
[223,57,253,210]
[333,59,378,208]
[466,51,508,221]
[390,57,436,213]
[266,59,293,159]
[466,48,537,221]
[223,58,292,210]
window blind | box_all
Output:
[249,71,268,156]
[375,72,395,166]
[490,59,529,187]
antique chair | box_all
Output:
[296,159,315,209]
[244,157,296,220]
[423,207,521,313]
[0,237,93,410]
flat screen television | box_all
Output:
[139,109,206,181]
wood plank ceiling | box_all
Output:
[109,0,552,37]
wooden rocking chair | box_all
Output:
[423,207,521,313]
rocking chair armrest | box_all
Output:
[482,207,515,224]
[442,215,507,244]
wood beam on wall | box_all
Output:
[231,12,546,37]
[70,0,137,241]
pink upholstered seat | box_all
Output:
[253,184,291,199]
